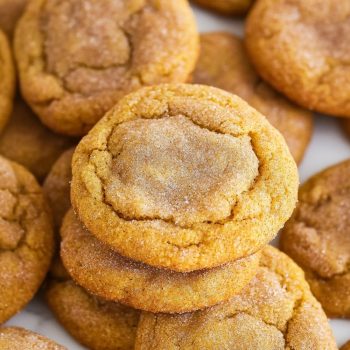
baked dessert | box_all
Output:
[15,0,199,136]
[342,341,350,350]
[245,0,350,118]
[0,0,28,37]
[135,246,337,350]
[60,209,260,313]
[193,32,313,164]
[281,160,350,318]
[0,156,54,323]
[192,0,253,15]
[71,84,298,271]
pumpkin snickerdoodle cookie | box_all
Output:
[0,156,54,323]
[0,327,65,349]
[342,341,350,350]
[71,84,298,272]
[342,119,350,138]
[0,29,15,133]
[246,0,350,118]
[43,147,74,228]
[194,32,313,164]
[192,0,253,16]
[135,246,337,350]
[60,209,260,313]
[15,0,199,136]
[0,0,28,37]
[46,258,140,350]
[0,99,75,181]
[280,160,350,318]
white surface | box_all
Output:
[5,5,350,348]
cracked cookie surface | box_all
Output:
[0,29,15,134]
[0,156,54,323]
[135,246,337,350]
[192,0,253,15]
[71,84,298,271]
[194,32,313,164]
[0,99,75,181]
[281,160,350,318]
[43,147,74,229]
[14,0,199,136]
[245,0,350,118]
[46,258,140,350]
[60,209,260,313]
[0,327,65,349]
[0,0,29,37]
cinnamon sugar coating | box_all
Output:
[281,160,350,318]
[135,246,337,350]
[0,30,15,133]
[0,0,29,37]
[192,0,253,15]
[15,0,199,136]
[71,84,298,271]
[0,156,54,323]
[0,327,65,349]
[246,0,350,118]
[60,209,260,313]
[194,32,313,164]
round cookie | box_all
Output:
[61,209,260,314]
[0,29,15,133]
[342,341,350,350]
[43,147,74,228]
[46,258,140,350]
[14,0,199,136]
[193,32,313,164]
[280,160,350,318]
[135,246,337,350]
[71,84,298,272]
[0,0,29,37]
[246,0,350,118]
[0,327,65,349]
[0,99,75,181]
[192,0,253,15]
[0,156,54,323]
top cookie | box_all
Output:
[135,246,337,350]
[0,327,65,350]
[0,0,29,37]
[192,0,253,15]
[0,30,15,133]
[14,0,199,136]
[281,160,350,318]
[193,32,313,164]
[71,84,298,272]
[245,0,350,118]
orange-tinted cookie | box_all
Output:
[193,32,313,164]
[342,341,350,350]
[281,160,350,318]
[342,119,350,138]
[71,84,298,272]
[0,0,28,37]
[246,0,350,118]
[192,0,253,15]
[61,209,260,314]
[0,156,54,324]
[135,246,337,350]
[0,99,75,181]
[15,0,199,136]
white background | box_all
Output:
[6,5,350,348]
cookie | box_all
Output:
[61,209,260,313]
[0,0,28,37]
[342,119,350,138]
[342,341,350,350]
[0,99,75,181]
[0,29,15,133]
[43,147,74,228]
[0,156,54,323]
[280,160,350,318]
[192,0,253,15]
[71,84,298,272]
[193,32,313,164]
[46,258,140,350]
[245,0,350,118]
[135,246,337,350]
[14,0,199,136]
[0,327,65,349]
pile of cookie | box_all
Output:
[0,0,349,349]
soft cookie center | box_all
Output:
[105,116,259,226]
